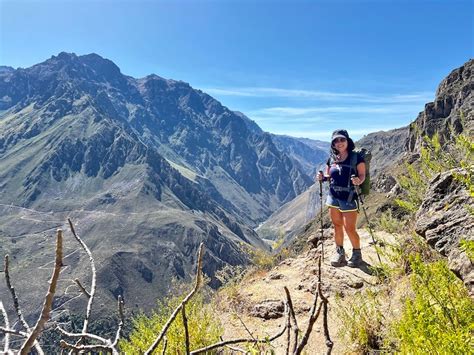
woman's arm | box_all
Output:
[324,164,330,178]
[352,162,366,185]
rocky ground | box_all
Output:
[215,229,395,354]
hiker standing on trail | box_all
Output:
[316,129,366,267]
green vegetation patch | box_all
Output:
[391,256,474,354]
[120,293,222,354]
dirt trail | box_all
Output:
[216,229,395,354]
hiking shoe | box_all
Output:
[330,246,347,267]
[347,249,363,268]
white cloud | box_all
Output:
[202,86,433,103]
[249,105,421,116]
[200,85,429,141]
[249,115,331,123]
[272,127,397,140]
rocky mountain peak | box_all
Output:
[407,59,473,151]
[0,66,15,74]
[27,52,127,92]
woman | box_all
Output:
[316,129,366,267]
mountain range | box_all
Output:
[2,53,471,326]
[0,52,328,320]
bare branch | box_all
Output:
[182,305,190,355]
[161,337,168,355]
[59,221,123,355]
[0,326,28,337]
[56,327,110,344]
[189,323,287,354]
[20,229,63,354]
[294,257,332,355]
[322,301,333,354]
[225,344,247,353]
[60,340,117,354]
[144,243,205,355]
[295,302,323,354]
[285,301,291,355]
[284,286,299,353]
[112,295,125,347]
[1,300,11,352]
[3,262,44,355]
[74,279,91,299]
[233,309,256,341]
[4,255,30,332]
[193,243,204,290]
[68,218,97,337]
[317,258,333,352]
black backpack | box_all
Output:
[351,148,371,196]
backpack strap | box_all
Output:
[346,151,359,202]
[350,151,358,177]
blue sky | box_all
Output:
[1,0,472,140]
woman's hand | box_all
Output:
[316,171,326,182]
[351,176,364,185]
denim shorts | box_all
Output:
[326,194,359,212]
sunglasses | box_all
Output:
[333,137,347,143]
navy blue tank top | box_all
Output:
[327,152,365,201]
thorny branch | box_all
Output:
[189,323,288,354]
[20,229,63,355]
[295,301,323,354]
[288,255,332,355]
[57,328,110,343]
[0,300,11,353]
[285,299,291,355]
[4,256,31,333]
[68,218,97,337]
[316,256,333,352]
[112,295,125,347]
[284,286,299,353]
[60,340,117,354]
[58,220,125,355]
[0,326,27,337]
[74,278,91,299]
[224,342,247,353]
[182,305,190,355]
[4,253,44,354]
[233,308,256,341]
[161,337,168,355]
[58,328,119,355]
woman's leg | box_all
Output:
[329,207,344,246]
[342,211,360,249]
[329,207,347,266]
[343,211,364,267]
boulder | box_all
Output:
[250,300,285,319]
[373,172,397,193]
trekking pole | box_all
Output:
[352,175,382,264]
[318,171,325,262]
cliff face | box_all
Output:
[377,59,474,291]
[407,59,473,152]
[415,169,473,293]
